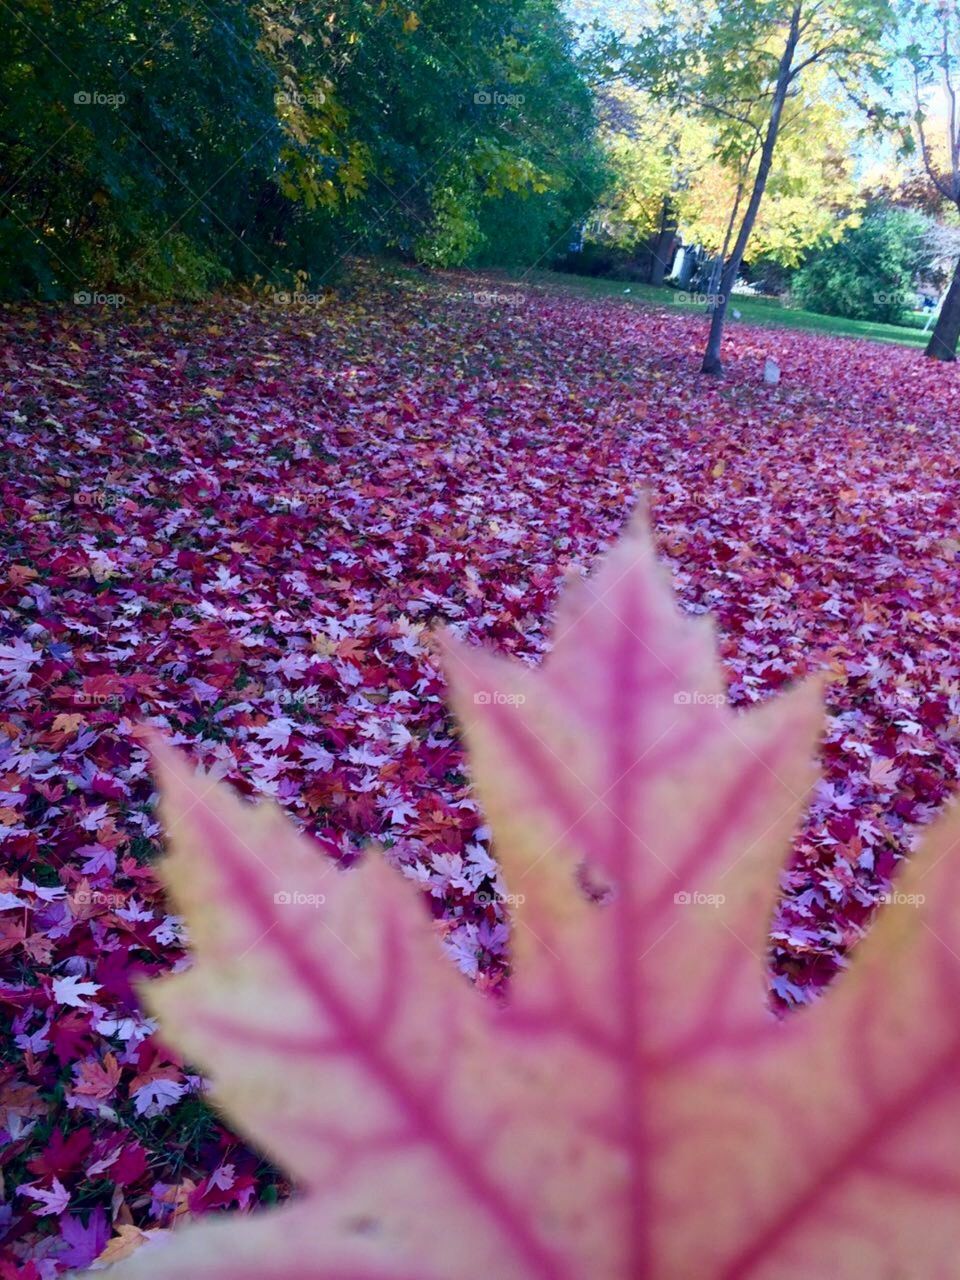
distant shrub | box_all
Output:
[792,206,929,324]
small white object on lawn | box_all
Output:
[763,358,781,385]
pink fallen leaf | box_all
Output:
[18,1176,71,1216]
[867,755,901,790]
[130,1077,186,1117]
[99,514,960,1278]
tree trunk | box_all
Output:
[648,196,677,287]
[701,3,803,374]
[926,256,960,360]
[719,179,746,270]
[706,178,746,313]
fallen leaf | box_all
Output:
[93,1226,153,1267]
[51,713,85,735]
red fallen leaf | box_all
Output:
[49,1013,94,1067]
[188,1165,257,1214]
[828,813,858,843]
[111,1143,150,1187]
[26,1126,93,1178]
[101,515,960,1278]
[88,773,128,800]
[0,1262,42,1280]
[87,1136,149,1186]
[77,674,127,699]
[21,926,54,962]
[335,637,366,662]
[918,699,948,729]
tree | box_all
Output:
[597,74,860,272]
[792,201,930,321]
[0,0,382,296]
[0,0,602,296]
[902,0,960,359]
[628,0,895,374]
[590,86,719,271]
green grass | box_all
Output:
[505,270,932,350]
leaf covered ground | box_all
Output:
[2,268,960,1272]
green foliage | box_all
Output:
[342,0,605,270]
[0,0,603,297]
[627,0,895,142]
[1,0,320,297]
[414,170,485,267]
[792,204,930,322]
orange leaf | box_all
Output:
[73,1053,122,1101]
[94,1226,153,1266]
[51,712,85,735]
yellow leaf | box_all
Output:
[94,1225,153,1266]
[51,713,84,735]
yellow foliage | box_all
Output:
[597,75,860,266]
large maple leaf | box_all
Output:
[98,515,960,1279]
